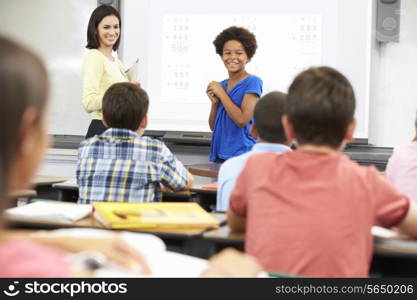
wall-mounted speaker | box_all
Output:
[376,0,401,42]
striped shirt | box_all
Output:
[77,128,188,204]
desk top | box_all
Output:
[190,183,217,195]
[53,181,216,196]
[187,163,221,178]
[9,189,37,198]
[52,179,78,190]
[32,176,69,186]
[5,206,417,259]
[203,224,245,244]
[374,237,417,258]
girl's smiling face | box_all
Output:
[221,40,249,74]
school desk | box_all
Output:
[203,224,417,256]
[4,202,212,255]
[202,223,417,277]
[190,184,217,212]
[32,175,69,200]
[52,180,78,202]
[187,163,221,178]
[52,180,215,209]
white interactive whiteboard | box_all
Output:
[121,0,373,138]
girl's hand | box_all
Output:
[207,81,224,97]
[206,91,219,104]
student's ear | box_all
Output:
[140,115,148,129]
[136,115,148,136]
[344,118,356,142]
[282,115,296,142]
[250,124,259,139]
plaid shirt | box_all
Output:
[77,128,188,204]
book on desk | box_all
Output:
[93,202,220,230]
[4,201,91,223]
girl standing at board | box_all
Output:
[83,5,138,138]
[207,26,263,162]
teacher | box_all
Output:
[82,5,133,138]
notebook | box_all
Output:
[93,202,219,229]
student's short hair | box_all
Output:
[287,66,356,149]
[86,5,121,51]
[0,36,48,202]
[254,91,287,143]
[213,26,257,59]
[102,83,149,131]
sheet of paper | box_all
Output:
[371,226,399,239]
[126,58,139,81]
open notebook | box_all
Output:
[4,201,91,223]
[33,228,208,277]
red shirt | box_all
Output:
[0,239,71,277]
[230,150,409,277]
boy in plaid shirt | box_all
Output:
[77,83,194,203]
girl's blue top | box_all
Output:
[209,75,263,162]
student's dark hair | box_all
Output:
[102,83,149,131]
[86,5,121,51]
[287,66,355,149]
[254,91,287,143]
[213,26,257,59]
[0,36,48,205]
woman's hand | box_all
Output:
[130,80,141,87]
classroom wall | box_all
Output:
[369,0,417,147]
[0,0,95,136]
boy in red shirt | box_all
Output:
[228,66,417,277]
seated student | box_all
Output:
[386,112,417,203]
[228,66,417,277]
[77,83,194,203]
[216,91,291,212]
[0,36,151,277]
